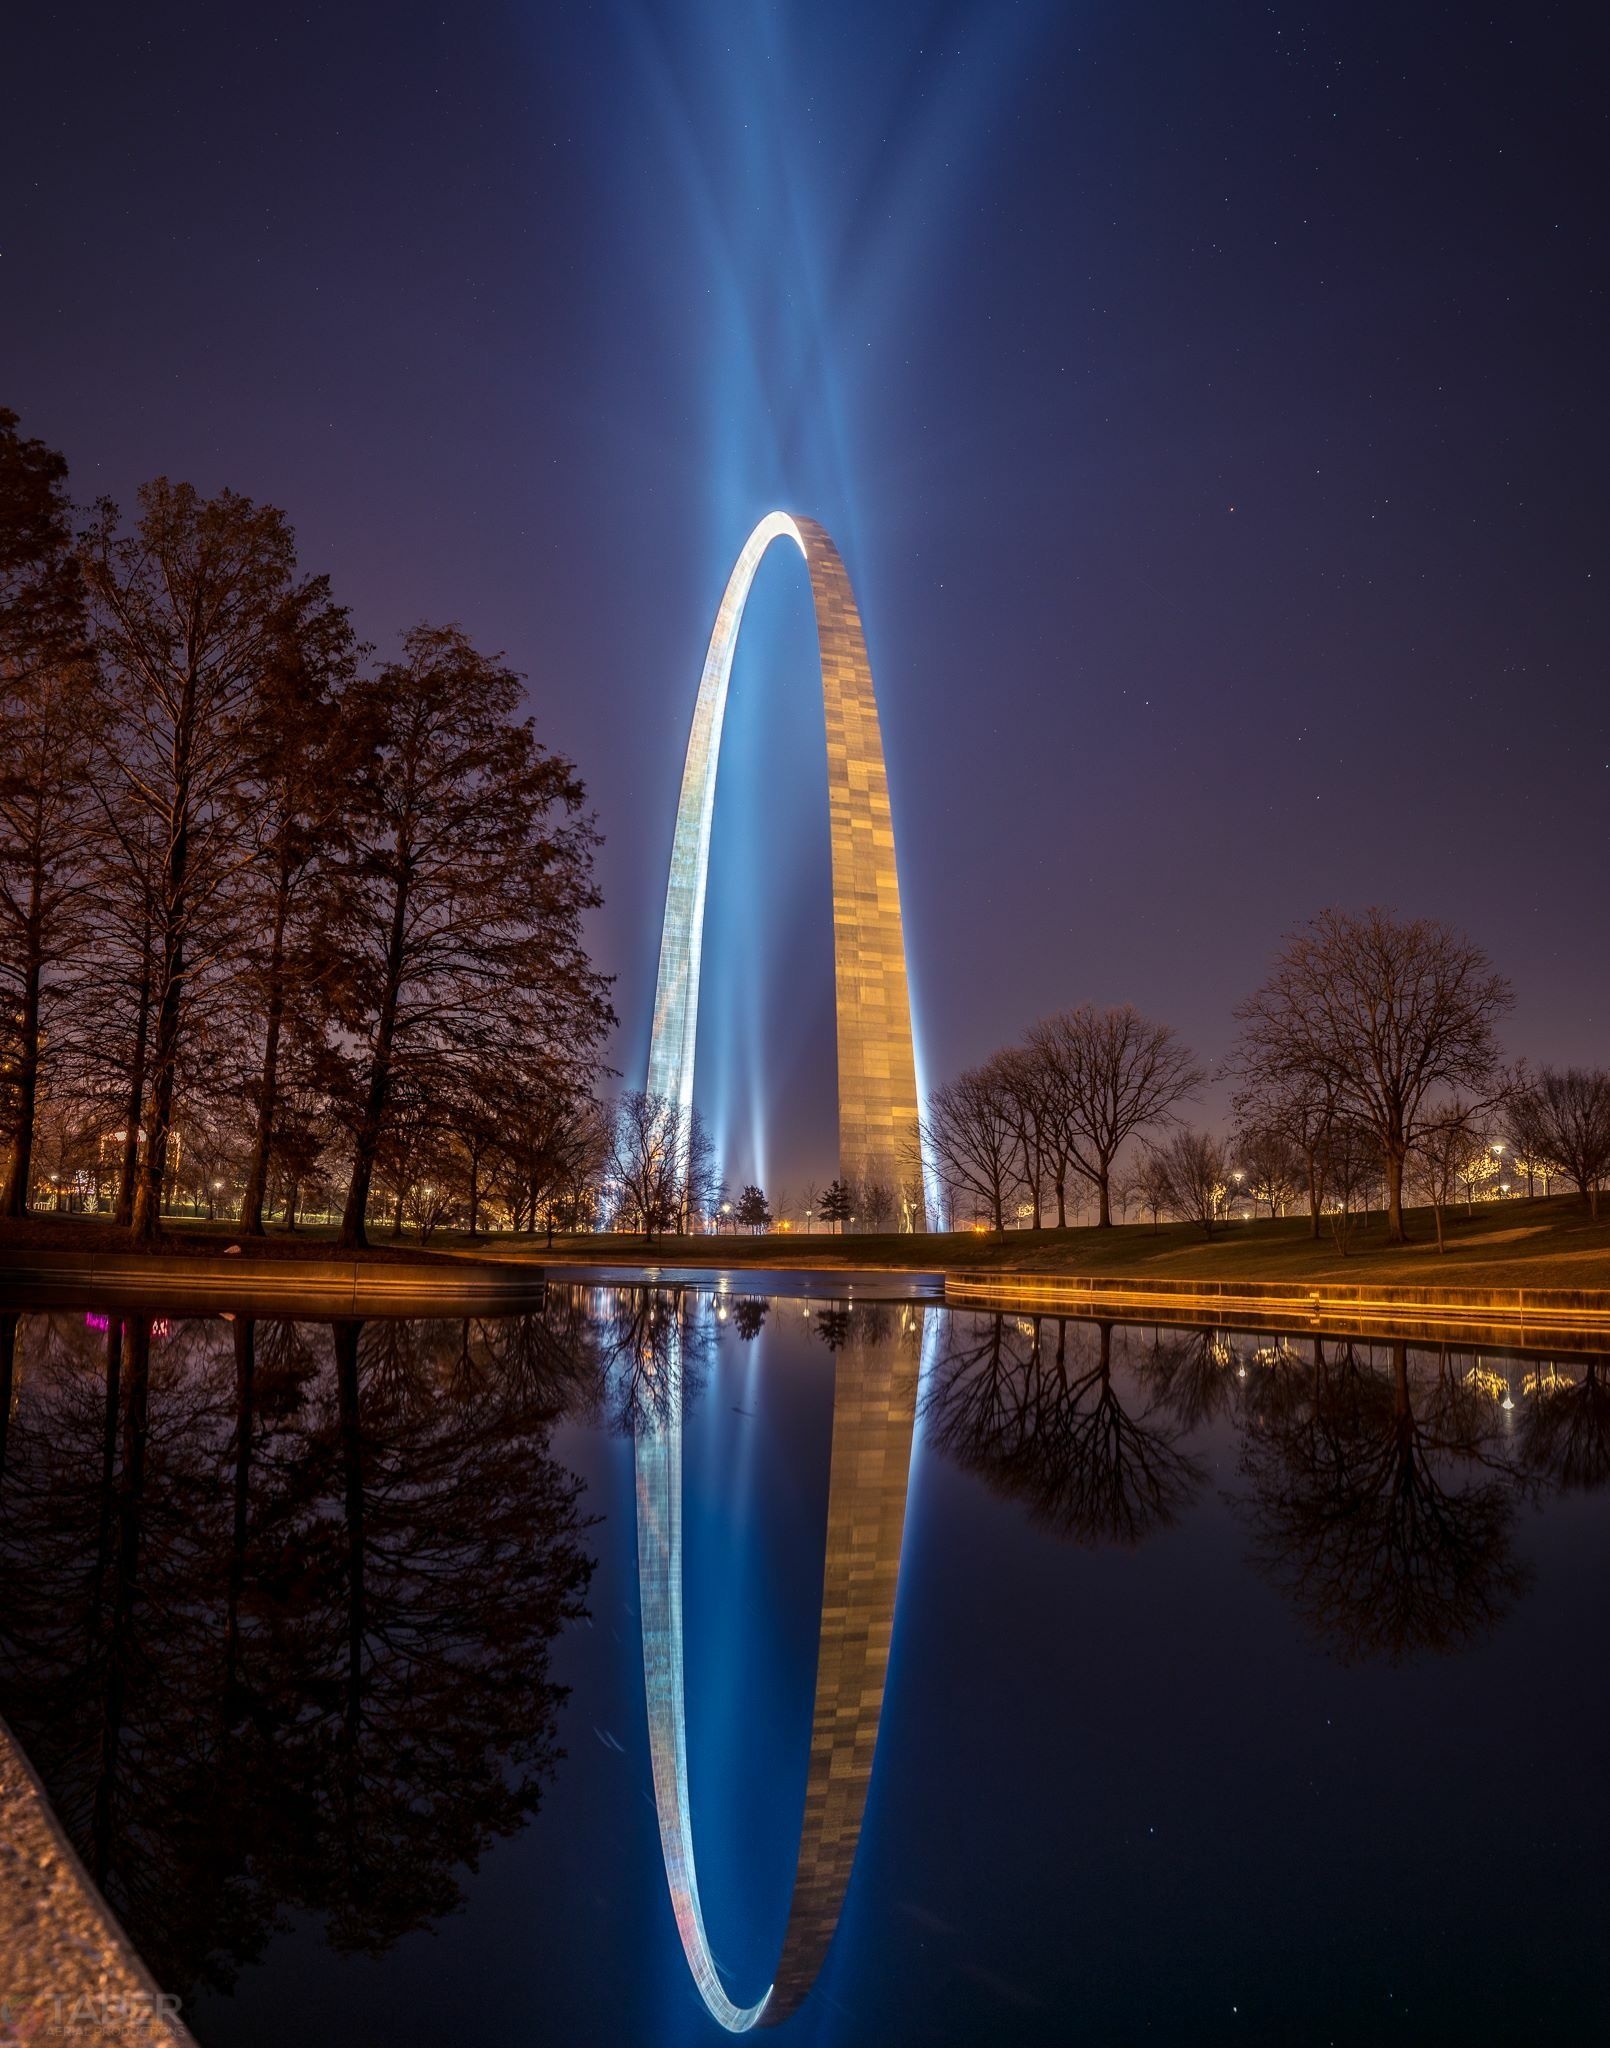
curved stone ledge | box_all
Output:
[0,1714,195,2043]
[0,1249,546,1315]
[944,1269,1610,1351]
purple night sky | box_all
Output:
[4,1,1605,1192]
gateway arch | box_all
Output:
[647,512,923,1219]
[634,1300,929,2029]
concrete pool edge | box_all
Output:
[944,1268,1610,1348]
[0,1249,548,1314]
[0,1712,195,2042]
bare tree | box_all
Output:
[1234,908,1512,1243]
[491,1082,609,1243]
[1407,1097,1483,1253]
[331,625,611,1248]
[923,1060,1023,1233]
[678,1106,720,1233]
[1231,1071,1337,1239]
[1028,1004,1203,1227]
[608,1090,691,1241]
[1115,1154,1169,1231]
[1507,1068,1610,1219]
[1322,1117,1380,1256]
[232,590,362,1234]
[993,1046,1052,1229]
[1141,1126,1227,1236]
[81,482,318,1240]
[0,409,94,1214]
[1231,1121,1302,1220]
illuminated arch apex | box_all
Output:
[647,512,922,1214]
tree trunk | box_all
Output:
[1019,1138,1040,1230]
[1097,1169,1112,1228]
[131,962,180,1241]
[225,1318,256,1706]
[1055,1176,1067,1229]
[338,856,410,1250]
[112,908,155,1225]
[131,804,193,1245]
[0,1314,16,1487]
[92,1315,150,1886]
[93,1319,123,1600]
[1385,1147,1407,1243]
[239,881,291,1236]
[333,1321,367,1746]
[1305,1153,1322,1239]
[0,878,44,1215]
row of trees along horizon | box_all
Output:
[0,408,614,1246]
[922,946,1610,1250]
[4,405,1608,1251]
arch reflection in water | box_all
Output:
[633,1300,929,2029]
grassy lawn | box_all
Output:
[5,1196,1608,1293]
[479,1194,1610,1292]
[0,1213,458,1263]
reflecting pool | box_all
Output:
[0,1287,1606,2045]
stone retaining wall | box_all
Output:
[0,1250,546,1314]
[944,1269,1610,1350]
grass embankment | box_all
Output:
[4,1197,1608,1293]
[0,1213,458,1264]
[503,1195,1610,1292]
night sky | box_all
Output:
[4,1,1606,1193]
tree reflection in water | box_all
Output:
[1232,1337,1534,1663]
[934,1312,1577,1668]
[1518,1357,1610,1493]
[924,1312,1204,1546]
[0,1304,597,2000]
[585,1284,716,1434]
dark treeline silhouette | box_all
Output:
[1229,1337,1534,1661]
[923,1312,1204,1544]
[0,1305,598,1994]
[923,1005,1203,1233]
[922,909,1607,1245]
[0,408,614,1243]
[1140,1325,1549,1662]
[928,1308,1601,1664]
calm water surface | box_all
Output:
[0,1285,1606,2046]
